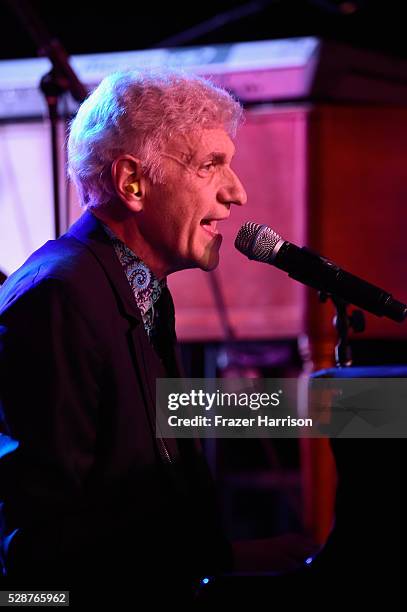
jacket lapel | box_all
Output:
[66,211,141,322]
[66,211,179,461]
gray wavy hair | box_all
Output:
[67,70,244,209]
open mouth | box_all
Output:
[200,219,219,237]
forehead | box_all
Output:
[166,127,236,160]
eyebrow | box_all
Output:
[204,151,233,163]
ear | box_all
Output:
[111,155,145,212]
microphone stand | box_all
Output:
[5,0,88,238]
[203,270,236,475]
[207,270,236,341]
[319,292,365,367]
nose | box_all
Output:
[218,167,247,208]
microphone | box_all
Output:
[235,222,407,323]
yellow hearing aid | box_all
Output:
[125,182,141,197]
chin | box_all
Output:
[197,236,222,271]
[199,252,220,272]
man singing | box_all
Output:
[0,70,247,604]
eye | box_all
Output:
[202,162,214,171]
[199,160,216,175]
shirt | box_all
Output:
[102,224,166,337]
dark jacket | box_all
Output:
[0,211,231,597]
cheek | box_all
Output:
[154,177,210,240]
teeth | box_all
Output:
[201,219,217,229]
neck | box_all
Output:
[91,207,168,280]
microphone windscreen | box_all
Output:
[235,222,282,261]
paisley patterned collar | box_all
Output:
[102,223,166,336]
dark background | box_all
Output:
[1,0,406,61]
